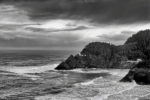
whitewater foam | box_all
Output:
[71,68,109,73]
[0,63,59,80]
[108,69,129,77]
[91,81,137,100]
[0,63,58,74]
[80,77,102,86]
[71,69,129,77]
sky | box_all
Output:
[0,0,149,50]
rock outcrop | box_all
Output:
[120,29,150,85]
[55,55,86,70]
[120,60,150,85]
[55,29,150,81]
[55,29,150,85]
[122,29,150,60]
[55,42,134,70]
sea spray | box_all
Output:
[1,63,59,74]
[91,78,137,100]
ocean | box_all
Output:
[0,50,150,100]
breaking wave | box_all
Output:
[0,63,59,74]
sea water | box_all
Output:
[0,50,150,100]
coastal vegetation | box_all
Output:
[122,30,150,60]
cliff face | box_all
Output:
[55,29,150,72]
[56,29,150,85]
[123,30,150,60]
[120,30,150,85]
[55,42,135,70]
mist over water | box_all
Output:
[0,50,78,74]
[0,50,78,67]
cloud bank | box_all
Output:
[2,0,148,24]
[0,0,149,50]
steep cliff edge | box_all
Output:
[55,42,135,70]
[55,29,150,74]
[120,29,150,85]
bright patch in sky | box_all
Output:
[27,19,92,31]
[40,20,77,29]
[0,3,149,50]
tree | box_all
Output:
[124,29,150,60]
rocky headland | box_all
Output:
[55,29,150,85]
[55,42,137,70]
[120,30,150,85]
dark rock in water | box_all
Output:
[55,55,86,70]
[134,72,150,85]
[120,70,134,82]
[120,60,150,85]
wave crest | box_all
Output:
[0,63,59,74]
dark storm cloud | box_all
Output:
[0,0,149,50]
[1,0,149,24]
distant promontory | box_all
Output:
[55,29,150,85]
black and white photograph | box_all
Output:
[0,0,150,100]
